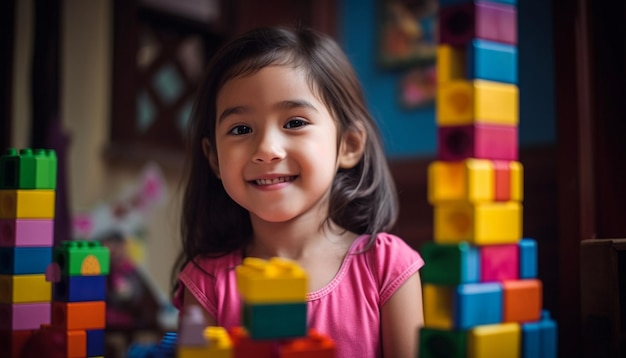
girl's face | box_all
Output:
[207,65,352,225]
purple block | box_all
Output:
[437,123,518,161]
[0,302,51,330]
[0,219,54,247]
[440,1,517,46]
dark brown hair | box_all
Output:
[172,26,398,290]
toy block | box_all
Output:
[53,240,110,276]
[418,327,467,358]
[434,201,522,245]
[522,311,557,358]
[0,329,33,358]
[86,329,105,357]
[468,322,521,358]
[437,80,518,126]
[0,148,57,190]
[438,123,518,161]
[519,238,538,279]
[439,1,517,46]
[0,219,54,247]
[423,284,455,329]
[179,304,209,346]
[0,190,55,219]
[480,244,519,282]
[0,274,52,303]
[0,302,51,330]
[279,329,336,358]
[437,45,465,84]
[494,160,523,201]
[420,242,479,285]
[455,282,503,329]
[467,39,517,84]
[51,301,106,330]
[428,159,494,204]
[242,302,307,340]
[502,279,542,322]
[37,325,87,358]
[229,327,275,358]
[53,275,107,302]
[236,257,307,304]
[440,0,516,5]
[178,326,233,358]
[0,246,52,274]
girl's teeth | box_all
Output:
[256,176,293,185]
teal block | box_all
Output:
[0,148,57,190]
[467,39,518,84]
[421,242,479,285]
[454,282,503,329]
[520,238,538,278]
[54,240,110,276]
[242,302,307,340]
[419,327,467,358]
[522,311,557,358]
[0,247,52,274]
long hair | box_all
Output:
[172,26,398,290]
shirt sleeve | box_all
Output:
[172,259,219,318]
[367,233,425,306]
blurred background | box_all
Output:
[0,0,623,357]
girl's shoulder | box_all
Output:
[180,250,243,279]
[351,232,422,259]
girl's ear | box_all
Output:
[338,124,367,169]
[201,138,221,178]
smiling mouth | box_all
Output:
[253,176,297,185]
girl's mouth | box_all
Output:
[253,176,297,185]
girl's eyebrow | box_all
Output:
[218,100,319,123]
[218,106,249,123]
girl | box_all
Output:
[172,26,424,358]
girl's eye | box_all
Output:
[284,118,308,129]
[228,125,252,135]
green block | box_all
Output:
[0,148,57,189]
[54,240,110,276]
[242,302,307,340]
[419,327,467,358]
[421,242,479,285]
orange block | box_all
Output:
[502,279,542,322]
[52,301,106,330]
[230,326,275,358]
[279,329,335,358]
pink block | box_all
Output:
[437,123,518,161]
[439,1,517,46]
[0,303,51,330]
[480,244,519,282]
[0,219,54,247]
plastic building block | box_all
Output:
[440,0,516,5]
[437,123,518,161]
[420,242,479,285]
[418,327,467,358]
[53,275,107,302]
[0,190,55,219]
[51,301,106,330]
[0,302,51,330]
[437,80,518,126]
[37,325,87,358]
[428,159,494,204]
[522,311,557,358]
[127,332,177,358]
[229,327,275,358]
[437,45,465,84]
[179,305,209,346]
[86,329,105,357]
[502,279,542,322]
[436,41,517,84]
[423,284,455,329]
[0,246,52,274]
[0,219,54,247]
[439,1,517,46]
[0,148,57,190]
[53,240,110,276]
[178,326,232,358]
[236,257,307,304]
[468,322,521,358]
[455,282,503,329]
[279,329,336,358]
[0,329,33,358]
[519,238,538,279]
[480,244,519,282]
[242,302,308,340]
[0,274,52,303]
[494,160,523,201]
[434,201,522,245]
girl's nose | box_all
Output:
[252,132,286,163]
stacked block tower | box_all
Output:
[0,148,57,357]
[177,257,335,358]
[418,0,558,357]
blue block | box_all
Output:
[0,246,52,274]
[454,282,502,329]
[86,329,105,357]
[522,321,541,358]
[522,310,558,358]
[440,0,516,5]
[467,39,518,84]
[520,238,538,278]
[53,275,107,302]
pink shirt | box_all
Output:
[174,233,424,357]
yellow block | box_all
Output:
[0,190,55,219]
[178,326,232,358]
[510,161,523,201]
[428,159,494,204]
[236,257,307,303]
[0,274,51,303]
[437,45,465,83]
[437,80,518,126]
[434,201,522,245]
[468,323,521,358]
[423,284,454,329]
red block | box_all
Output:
[279,329,335,358]
[0,329,33,358]
[230,326,275,358]
[493,160,511,201]
[440,1,517,46]
[438,123,518,161]
[480,244,519,282]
